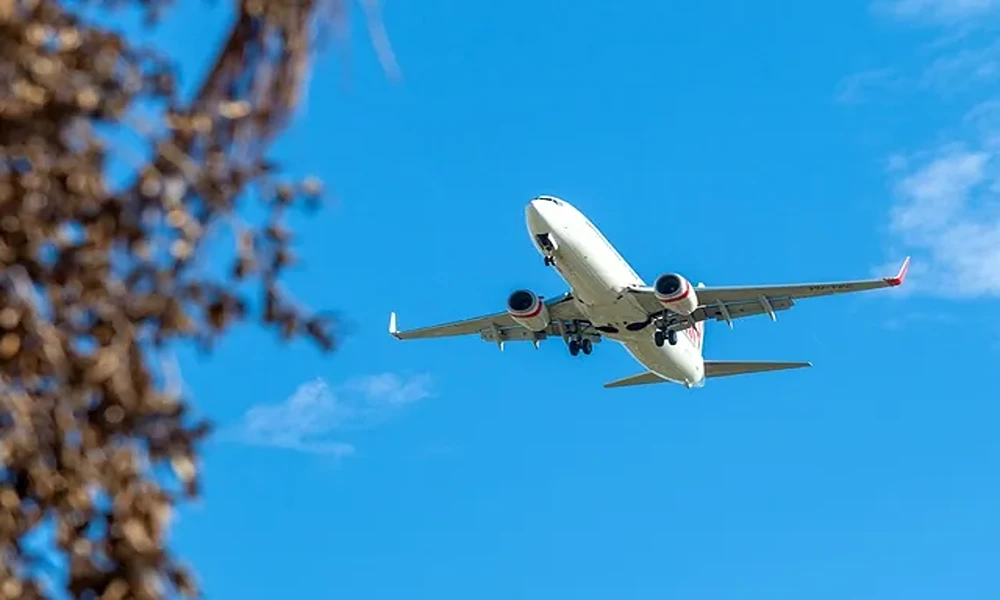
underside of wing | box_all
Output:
[695,256,909,305]
[624,257,909,330]
[388,310,514,340]
[389,292,598,345]
[625,290,796,330]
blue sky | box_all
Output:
[113,1,1000,597]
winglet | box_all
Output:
[885,256,911,287]
[389,312,401,339]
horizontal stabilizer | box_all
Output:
[603,361,812,389]
[704,360,811,378]
[603,371,668,389]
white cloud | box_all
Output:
[848,2,1000,297]
[223,373,433,457]
[873,0,1000,24]
[884,123,1000,296]
[343,372,433,406]
[891,148,989,231]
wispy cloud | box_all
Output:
[872,0,1000,25]
[964,99,1000,145]
[839,0,1000,100]
[343,372,433,407]
[921,40,1000,92]
[840,3,1000,297]
[834,68,903,104]
[837,41,1000,101]
[221,373,433,457]
[883,114,1000,296]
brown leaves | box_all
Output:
[1,0,341,597]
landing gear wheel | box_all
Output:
[667,330,678,346]
[544,256,554,266]
[568,339,580,356]
[654,330,665,347]
[581,338,593,355]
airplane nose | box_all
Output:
[525,199,547,232]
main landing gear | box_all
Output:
[544,255,555,267]
[568,337,592,356]
[653,325,678,347]
[564,320,593,357]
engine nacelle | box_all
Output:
[506,289,551,332]
[653,273,698,315]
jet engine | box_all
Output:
[653,273,698,315]
[506,289,551,332]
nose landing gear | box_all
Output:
[535,233,558,267]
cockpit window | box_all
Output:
[536,196,562,205]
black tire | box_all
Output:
[667,330,678,346]
[581,338,593,355]
[654,330,665,347]
[569,339,580,356]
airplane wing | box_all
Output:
[389,293,599,346]
[626,257,910,329]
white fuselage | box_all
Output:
[525,197,705,387]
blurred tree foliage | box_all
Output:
[0,0,395,597]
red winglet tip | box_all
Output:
[886,256,910,287]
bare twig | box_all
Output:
[0,0,394,596]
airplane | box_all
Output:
[388,195,910,389]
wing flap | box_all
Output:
[479,325,602,344]
[695,297,794,325]
[627,294,795,329]
[704,360,812,378]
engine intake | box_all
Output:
[653,273,698,315]
[506,289,551,332]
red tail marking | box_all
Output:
[684,321,705,350]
